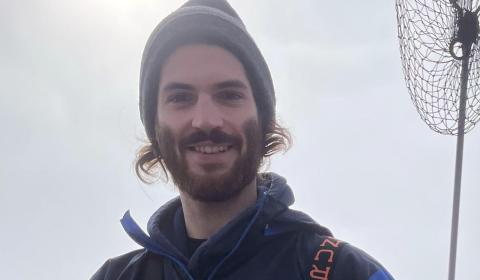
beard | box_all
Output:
[155,119,263,202]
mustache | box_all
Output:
[180,128,241,147]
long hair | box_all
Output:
[135,120,291,184]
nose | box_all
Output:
[191,95,224,133]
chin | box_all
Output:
[189,164,233,177]
[179,169,248,202]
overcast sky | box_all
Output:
[1,0,479,279]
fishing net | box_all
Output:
[396,0,480,135]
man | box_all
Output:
[92,0,394,279]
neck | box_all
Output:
[180,178,257,240]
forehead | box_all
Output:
[159,44,251,89]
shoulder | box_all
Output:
[331,242,394,280]
[90,249,146,280]
[299,234,394,280]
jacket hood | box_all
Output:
[145,172,327,240]
[121,172,331,278]
[146,173,294,238]
[143,173,297,260]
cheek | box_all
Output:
[241,118,262,149]
[155,122,181,154]
[158,111,185,126]
[228,103,259,125]
[157,111,192,137]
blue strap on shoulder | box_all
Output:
[120,211,194,280]
[368,269,395,280]
[121,211,166,253]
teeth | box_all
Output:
[193,145,229,154]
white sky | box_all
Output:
[1,0,479,279]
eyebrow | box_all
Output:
[213,80,248,91]
[161,79,248,93]
[161,82,194,92]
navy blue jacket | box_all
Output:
[91,173,394,280]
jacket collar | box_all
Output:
[121,172,332,278]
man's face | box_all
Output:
[156,44,262,202]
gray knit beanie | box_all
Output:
[139,0,276,143]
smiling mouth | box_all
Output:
[187,144,233,154]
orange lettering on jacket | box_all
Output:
[320,238,340,248]
[315,249,334,263]
[309,265,330,280]
[309,237,342,280]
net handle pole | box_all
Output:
[448,54,469,280]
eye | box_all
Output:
[216,90,244,102]
[166,92,195,104]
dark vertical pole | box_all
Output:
[448,54,469,280]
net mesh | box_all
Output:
[396,0,480,135]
